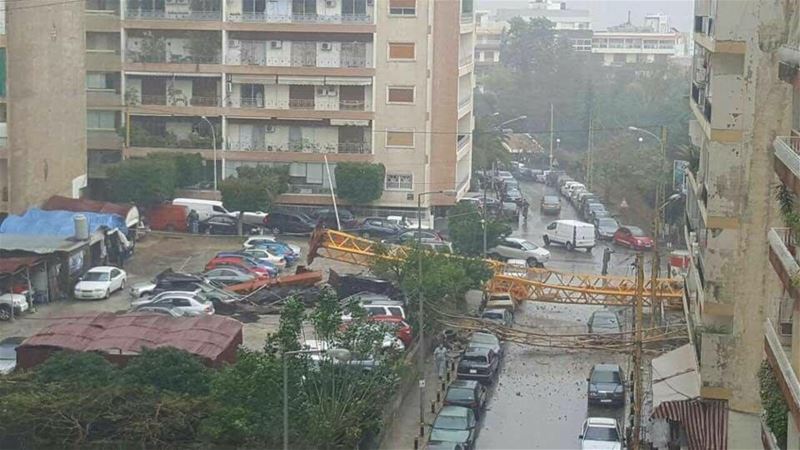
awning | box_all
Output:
[0,256,42,276]
[325,76,372,86]
[330,119,370,126]
[230,74,277,84]
[652,344,701,408]
[277,75,324,85]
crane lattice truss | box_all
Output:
[308,229,684,308]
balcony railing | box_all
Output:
[338,100,365,111]
[125,9,222,20]
[229,53,369,68]
[703,98,712,122]
[775,136,800,180]
[287,184,330,195]
[764,318,800,427]
[458,96,471,109]
[461,12,473,23]
[226,140,371,154]
[457,133,471,150]
[228,13,371,24]
[768,227,800,301]
[132,95,220,107]
[288,98,315,110]
[459,54,474,67]
[126,52,222,64]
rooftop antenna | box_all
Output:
[627,10,631,24]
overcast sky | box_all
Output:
[477,0,694,31]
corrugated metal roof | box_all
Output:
[0,234,87,254]
[42,196,140,227]
[20,312,242,362]
[0,255,42,275]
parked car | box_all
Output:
[263,210,317,235]
[131,290,215,316]
[426,442,466,450]
[384,229,445,245]
[242,236,302,255]
[429,406,479,449]
[0,336,24,373]
[444,379,488,417]
[203,267,258,285]
[74,266,127,300]
[204,256,271,278]
[546,170,566,186]
[457,347,500,384]
[310,208,358,230]
[576,192,597,210]
[347,217,404,239]
[540,195,561,215]
[240,248,287,270]
[543,220,596,252]
[591,209,612,221]
[131,306,190,317]
[252,242,300,266]
[129,270,207,298]
[370,315,413,347]
[487,237,550,267]
[200,214,259,235]
[587,363,625,407]
[613,226,654,251]
[535,170,548,183]
[504,188,523,203]
[480,308,513,327]
[581,200,604,219]
[0,293,28,321]
[209,254,278,277]
[420,239,454,253]
[484,293,516,314]
[561,181,584,197]
[569,186,588,204]
[227,210,269,226]
[584,204,608,222]
[579,417,623,450]
[468,331,504,357]
[172,198,230,221]
[588,310,622,336]
[147,204,188,232]
[594,217,620,240]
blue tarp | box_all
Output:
[0,208,128,237]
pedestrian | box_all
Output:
[602,247,613,276]
[187,209,200,234]
[433,342,448,380]
[522,198,529,222]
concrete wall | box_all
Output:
[7,0,87,213]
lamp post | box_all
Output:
[201,115,218,191]
[283,347,351,450]
[416,189,455,435]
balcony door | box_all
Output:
[291,41,316,66]
[341,0,366,15]
[339,126,366,153]
[339,86,364,111]
[243,0,265,14]
[291,0,316,17]
[341,42,366,67]
[141,77,166,105]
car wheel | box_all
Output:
[543,235,550,246]
[104,289,110,300]
[0,304,11,321]
[566,241,574,251]
[526,258,539,268]
[120,279,126,292]
[489,252,503,261]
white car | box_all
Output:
[242,236,302,255]
[241,248,287,270]
[228,210,269,226]
[73,266,127,300]
[488,237,551,267]
[0,294,29,321]
[131,290,214,316]
[579,417,623,450]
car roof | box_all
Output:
[505,237,528,244]
[482,309,508,315]
[587,417,618,427]
[543,195,559,201]
[593,363,622,372]
[87,266,117,273]
[450,379,479,389]
[439,405,470,417]
[464,347,492,356]
[554,219,593,227]
[592,310,618,318]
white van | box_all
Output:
[561,181,581,197]
[543,220,595,252]
[172,198,230,221]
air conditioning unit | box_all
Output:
[327,86,338,96]
[325,0,336,6]
[270,40,282,49]
[265,124,276,133]
[321,42,333,52]
[406,193,414,201]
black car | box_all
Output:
[587,363,625,407]
[457,347,500,384]
[263,211,317,235]
[540,195,561,215]
[310,208,357,230]
[346,217,404,239]
[581,200,604,219]
[383,229,444,245]
[200,215,258,235]
[594,217,620,240]
[444,379,488,417]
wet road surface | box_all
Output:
[475,180,634,450]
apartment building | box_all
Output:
[474,12,502,72]
[0,0,87,215]
[84,0,476,211]
[591,19,679,67]
[682,0,795,447]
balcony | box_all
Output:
[774,136,800,196]
[126,52,221,65]
[226,43,372,69]
[692,1,750,54]
[129,95,220,107]
[460,12,473,24]
[229,12,370,24]
[459,54,473,67]
[764,318,800,433]
[87,89,123,108]
[768,228,800,301]
[457,133,471,150]
[125,9,222,21]
[226,140,370,154]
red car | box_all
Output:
[204,257,270,278]
[370,315,413,347]
[613,226,654,251]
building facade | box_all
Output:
[0,0,88,215]
[84,0,475,211]
[591,19,680,67]
[683,0,796,447]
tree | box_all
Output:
[147,152,205,188]
[447,202,511,256]
[219,165,290,234]
[107,157,177,206]
[472,117,511,171]
[334,162,386,205]
[121,347,211,396]
[34,351,117,387]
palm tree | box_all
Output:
[472,117,511,171]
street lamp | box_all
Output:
[416,189,455,434]
[200,115,218,191]
[283,347,351,450]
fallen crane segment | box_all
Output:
[308,227,684,308]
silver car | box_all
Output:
[131,291,214,316]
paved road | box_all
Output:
[476,179,635,450]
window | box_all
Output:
[87,110,116,130]
[386,173,413,190]
[387,86,415,103]
[388,42,415,60]
[484,50,495,61]
[389,0,415,15]
[86,72,114,90]
[385,130,414,147]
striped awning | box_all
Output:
[652,399,728,450]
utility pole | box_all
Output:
[482,182,488,258]
[549,103,555,169]
[586,113,594,190]
[632,252,644,450]
[651,125,668,329]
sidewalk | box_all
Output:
[379,352,453,450]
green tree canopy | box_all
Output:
[219,165,290,213]
[447,202,512,256]
[107,157,177,206]
[334,162,386,204]
[121,347,211,395]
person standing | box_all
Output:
[602,247,613,276]
[433,342,448,380]
[187,209,200,234]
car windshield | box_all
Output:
[544,196,559,203]
[462,354,488,364]
[592,314,619,328]
[584,425,619,442]
[83,272,110,282]
[470,333,499,345]
[519,241,537,250]
[482,312,503,320]
[629,227,646,237]
[592,370,621,384]
[434,414,468,430]
[598,219,618,228]
[446,388,475,402]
